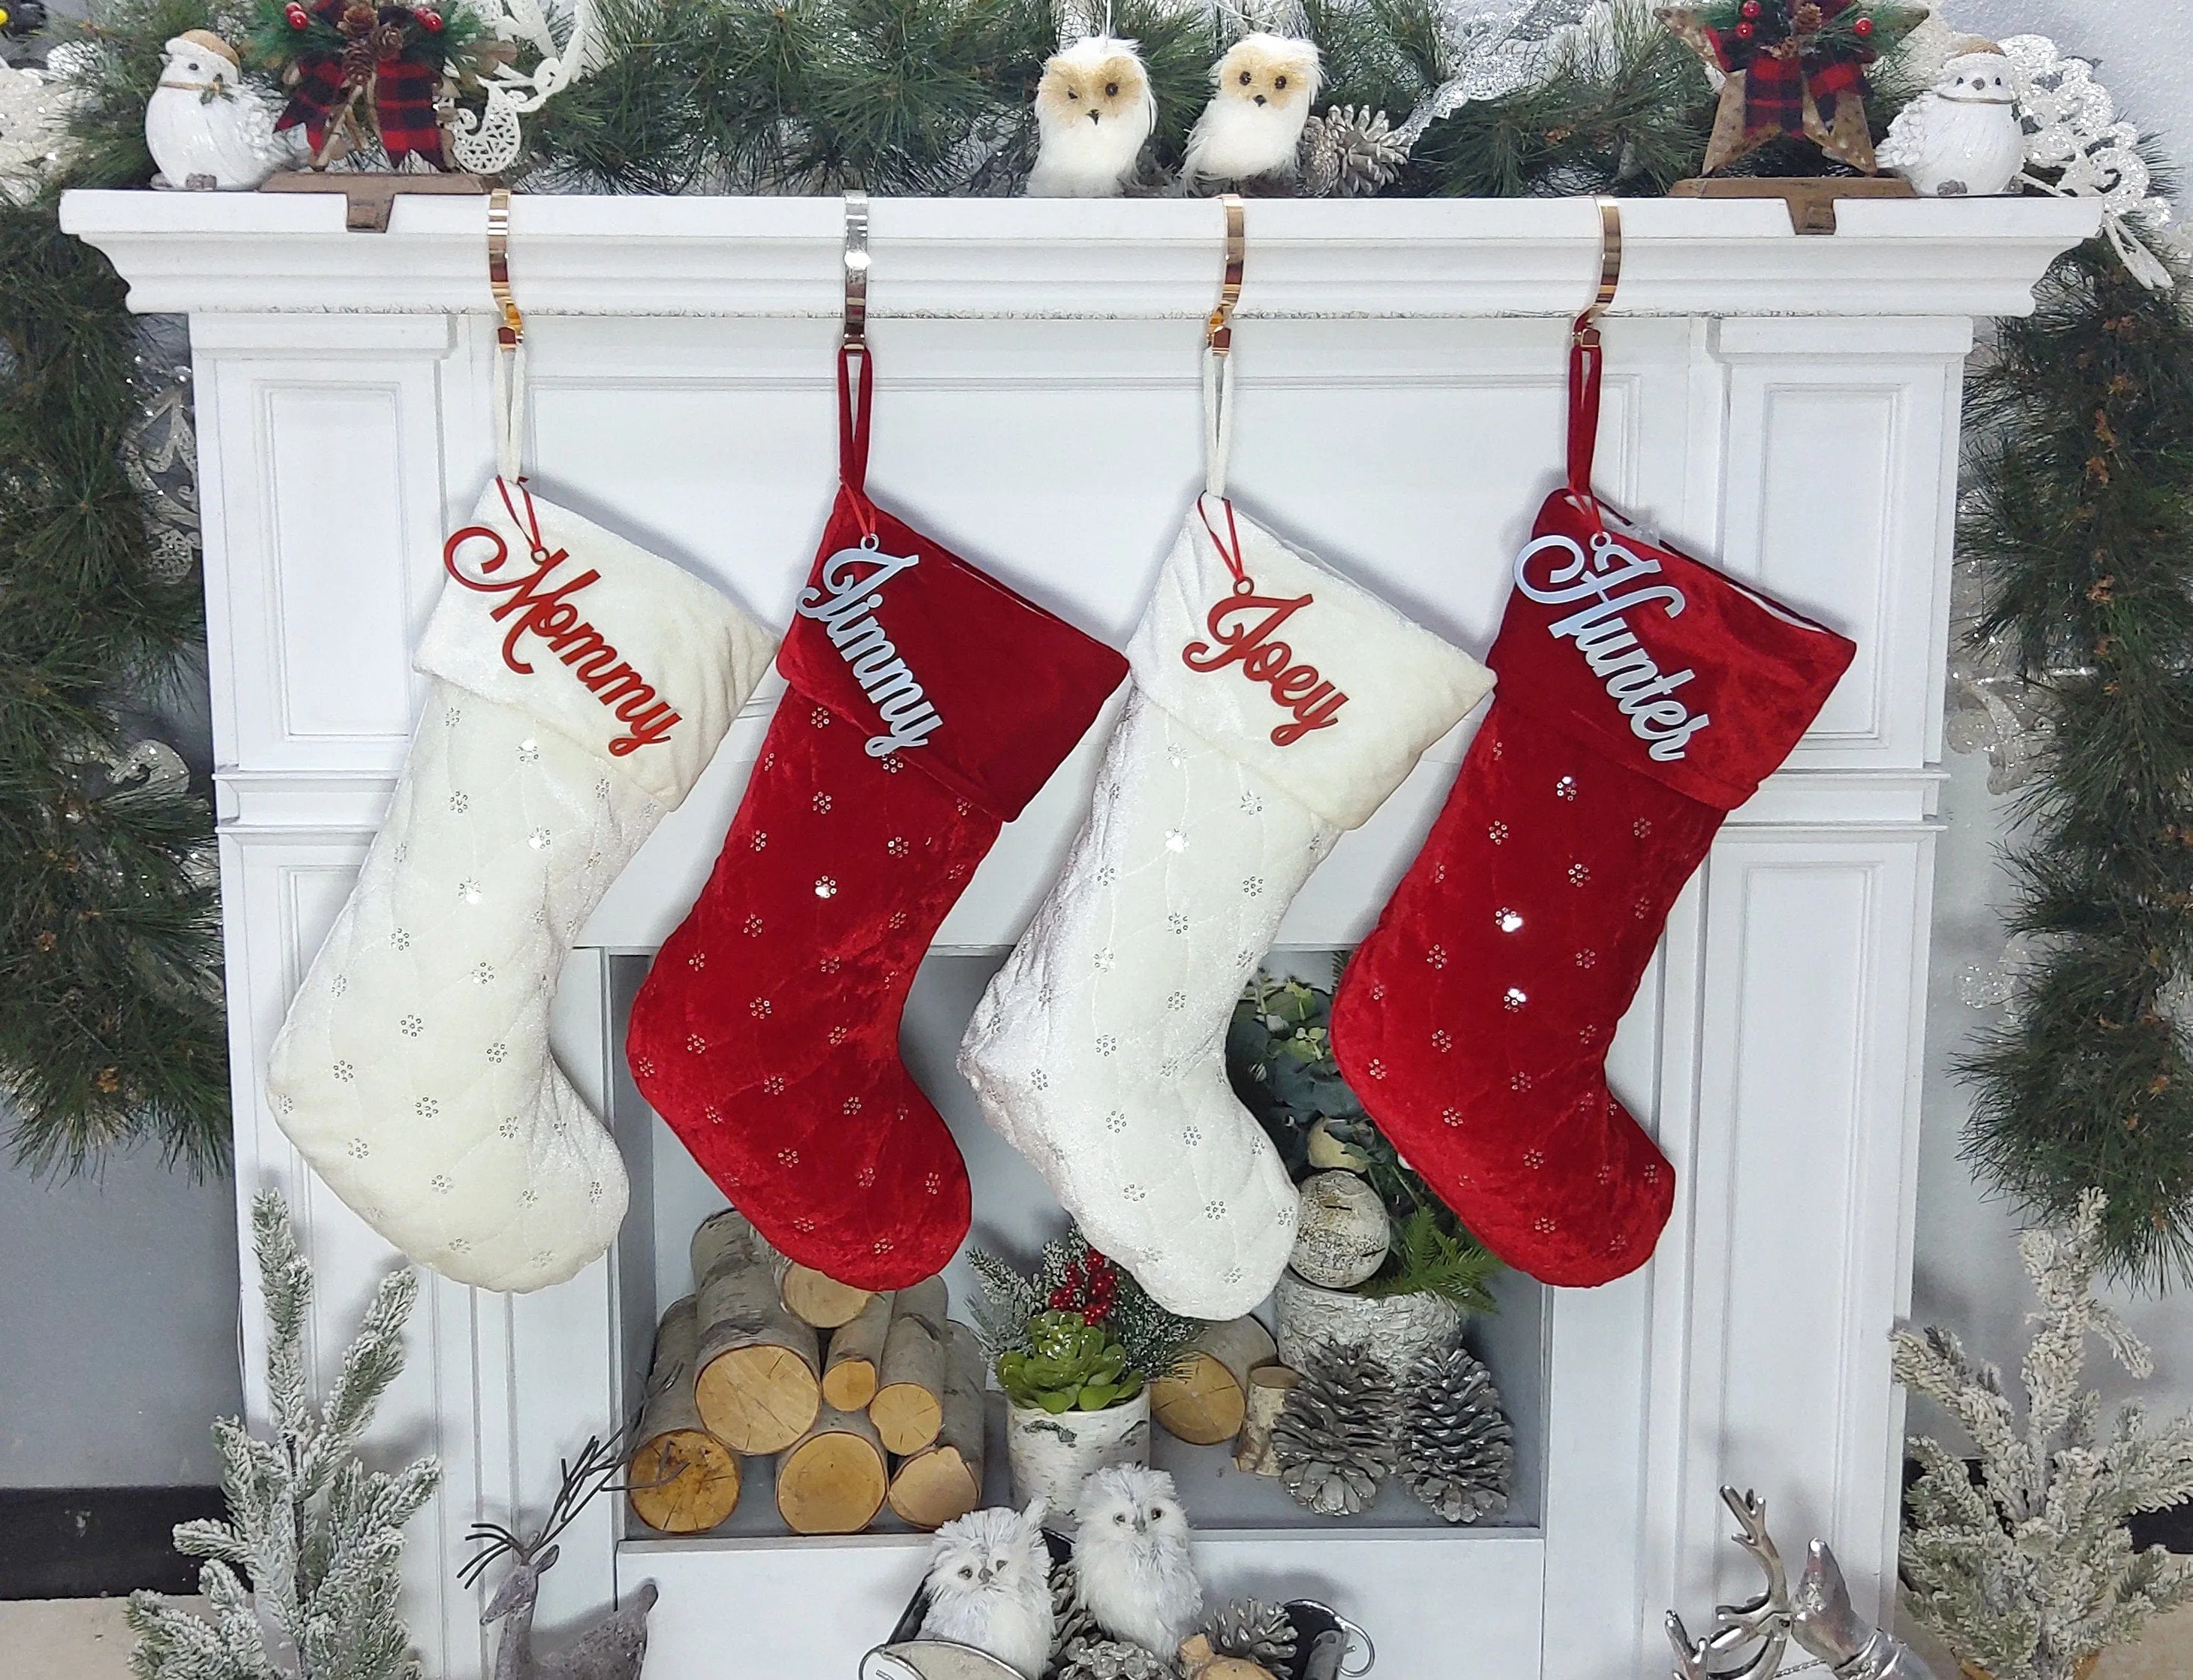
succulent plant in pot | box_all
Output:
[998,1310,1143,1415]
[974,1228,1195,1512]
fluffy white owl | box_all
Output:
[1183,32,1320,188]
[1029,35,1155,198]
[917,1499,1056,1680]
[145,31,287,191]
[1878,48,2025,199]
[1072,1465,1202,1660]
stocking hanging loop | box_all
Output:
[1203,194,1246,500]
[486,188,528,483]
[1567,197,1622,505]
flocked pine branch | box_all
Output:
[1892,1189,2193,1680]
[128,1192,439,1680]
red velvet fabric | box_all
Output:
[1331,485,1855,1286]
[628,478,1127,1289]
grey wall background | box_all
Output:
[2,0,2189,1493]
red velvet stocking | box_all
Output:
[1330,319,1856,1287]
[627,349,1127,1287]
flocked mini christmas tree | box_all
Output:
[1895,1190,2193,1680]
[128,1193,438,1680]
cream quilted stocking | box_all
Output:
[267,479,775,1292]
[960,504,1491,1317]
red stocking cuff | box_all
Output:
[1491,491,1856,811]
[778,489,1129,821]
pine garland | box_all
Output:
[2,7,229,1174]
[1956,239,2193,1286]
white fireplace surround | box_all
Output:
[63,189,2098,1680]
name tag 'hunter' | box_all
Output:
[796,542,944,757]
[1515,527,1712,762]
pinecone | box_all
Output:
[1053,1637,1180,1680]
[1397,1344,1514,1524]
[1204,1599,1297,1668]
[1270,1340,1397,1516]
[1297,106,1412,198]
[1044,1557,1101,1680]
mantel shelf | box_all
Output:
[61,189,2101,322]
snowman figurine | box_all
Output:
[145,31,287,189]
[1878,43,2026,198]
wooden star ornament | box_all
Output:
[1660,0,1928,174]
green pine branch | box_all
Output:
[1956,239,2193,1286]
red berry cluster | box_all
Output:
[417,8,443,29]
[283,2,307,26]
[1046,1250,1120,1324]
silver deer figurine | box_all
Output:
[1666,1485,1941,1680]
[464,1433,660,1680]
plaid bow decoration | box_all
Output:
[275,0,446,167]
[1706,0,1874,138]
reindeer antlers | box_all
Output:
[1665,1488,1793,1680]
[460,1426,640,1590]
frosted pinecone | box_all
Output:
[1297,105,1412,198]
[1204,1598,1297,1667]
[1044,1557,1100,1679]
[1053,1636,1180,1680]
[1271,1341,1397,1515]
[1397,1344,1514,1524]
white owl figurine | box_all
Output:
[1183,32,1320,188]
[1071,1465,1203,1660]
[1029,35,1155,198]
[145,31,287,190]
[917,1500,1056,1680]
[1878,47,2025,199]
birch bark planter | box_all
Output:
[1273,1272,1464,1374]
[1004,1389,1151,1513]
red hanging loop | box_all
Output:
[495,474,549,564]
[1565,198,1621,515]
[1196,491,1248,589]
[837,340,878,543]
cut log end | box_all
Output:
[1152,1350,1249,1446]
[695,1343,821,1456]
[870,1382,945,1456]
[822,1358,880,1413]
[781,1265,874,1329]
[887,1445,981,1531]
[627,1429,741,1533]
[777,1411,889,1535]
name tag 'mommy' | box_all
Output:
[1515,527,1713,763]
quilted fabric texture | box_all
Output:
[1331,487,1855,1286]
[627,486,1128,1290]
[267,482,776,1292]
[961,504,1492,1319]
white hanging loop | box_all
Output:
[1202,193,1245,500]
[487,188,527,483]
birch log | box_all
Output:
[820,1289,895,1412]
[780,1264,874,1330]
[869,1276,949,1455]
[693,1216,821,1455]
[627,1295,742,1533]
[1151,1316,1279,1446]
[887,1322,987,1530]
[1234,1364,1302,1476]
[775,1404,889,1534]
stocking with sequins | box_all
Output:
[1330,318,1855,1287]
[959,495,1491,1319]
[627,346,1128,1290]
[267,479,776,1292]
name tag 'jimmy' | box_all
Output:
[796,542,944,757]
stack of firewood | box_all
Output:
[627,1208,987,1537]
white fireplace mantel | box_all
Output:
[62,189,2099,1680]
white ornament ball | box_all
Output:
[1287,1170,1388,1289]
